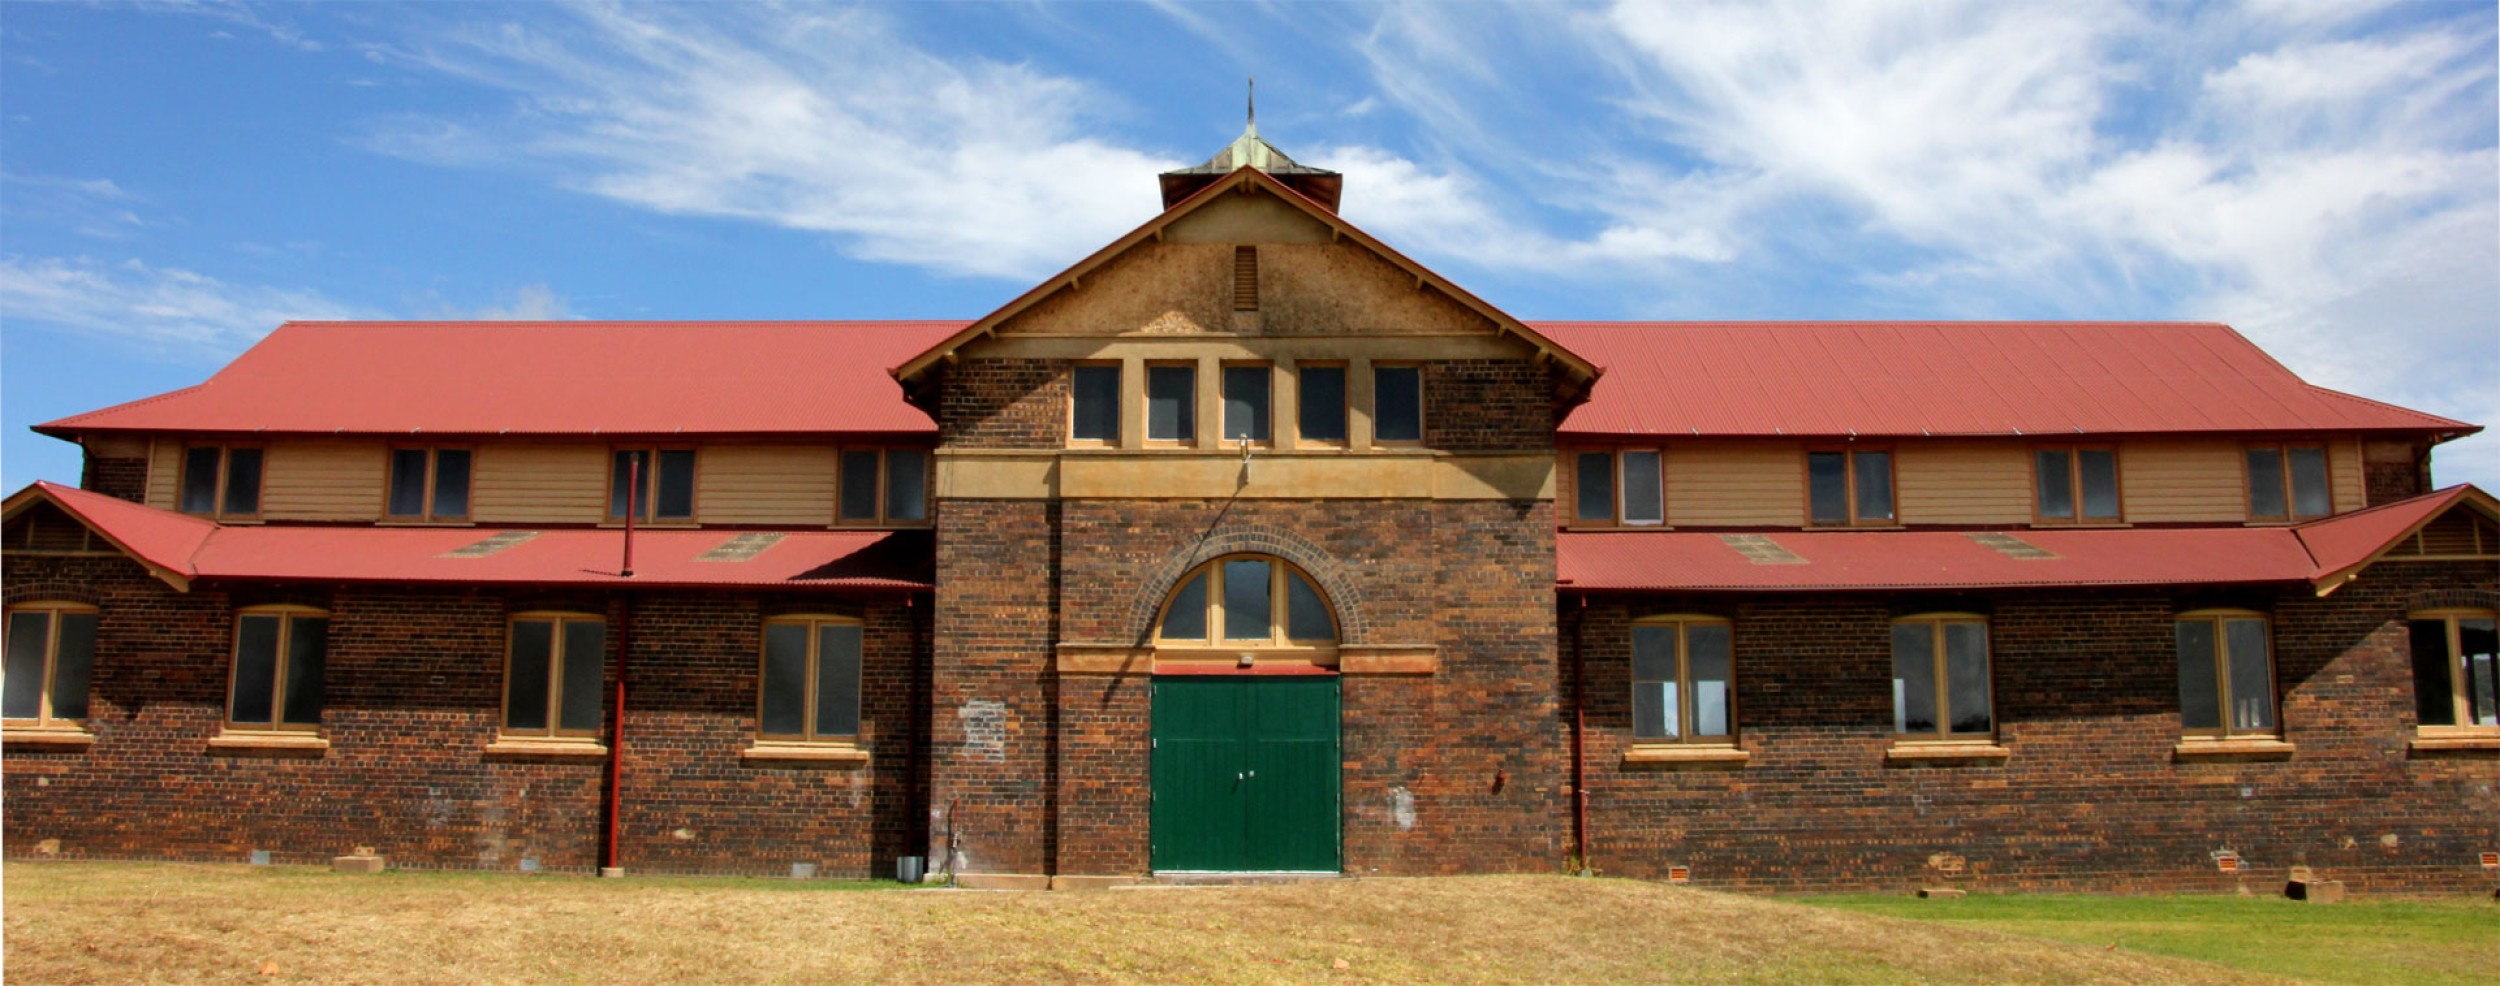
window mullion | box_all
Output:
[2452,620,2470,727]
[1677,626,1694,742]
[873,452,889,525]
[2214,624,2233,733]
[803,623,821,742]
[270,618,290,726]
[1933,627,1950,738]
[547,622,566,737]
[39,611,59,724]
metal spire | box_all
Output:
[1246,77,1257,137]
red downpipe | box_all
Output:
[603,457,639,875]
[620,456,639,578]
[1570,593,1589,875]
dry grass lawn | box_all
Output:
[5,861,2273,985]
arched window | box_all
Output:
[1153,555,1337,649]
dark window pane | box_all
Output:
[559,621,606,732]
[2288,447,2330,518]
[1808,452,1848,525]
[1222,558,1272,640]
[1286,573,1335,641]
[1854,451,1893,522]
[2463,618,2498,728]
[282,617,327,725]
[1688,624,1732,738]
[1070,365,1121,442]
[1223,366,1271,442]
[1373,366,1421,442]
[760,624,809,736]
[2247,449,2286,518]
[388,449,430,517]
[221,448,262,515]
[2224,619,2273,731]
[1147,366,1195,442]
[432,450,472,519]
[1299,366,1347,442]
[2179,620,2222,729]
[1891,622,1936,734]
[884,450,928,522]
[1631,626,1677,683]
[2409,619,2457,726]
[505,621,553,731]
[2036,451,2075,519]
[1160,573,1207,641]
[815,624,863,737]
[1944,622,1991,733]
[230,614,282,725]
[4,612,52,719]
[2078,450,2120,519]
[1622,451,1664,524]
[1575,453,1615,523]
[1631,625,1676,740]
[47,612,94,721]
[611,451,650,519]
[181,447,222,514]
[840,451,882,522]
[654,450,697,519]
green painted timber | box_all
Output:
[1150,676,1341,872]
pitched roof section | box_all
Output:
[37,321,964,438]
[2,481,932,592]
[892,166,1602,390]
[1535,321,2475,439]
[2296,485,2500,592]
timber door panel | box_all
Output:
[1151,676,1340,873]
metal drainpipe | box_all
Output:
[905,591,928,881]
[602,594,633,877]
[1570,593,1590,876]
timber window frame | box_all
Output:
[2174,610,2280,740]
[177,444,264,520]
[2245,443,2332,522]
[1221,362,1274,446]
[835,448,931,527]
[1069,362,1123,446]
[755,614,865,745]
[1570,448,1666,528]
[607,448,698,524]
[224,605,328,734]
[385,446,474,523]
[2409,608,2499,736]
[2,601,98,731]
[2033,446,2122,525]
[1370,363,1424,446]
[1629,616,1735,746]
[1145,362,1198,446]
[1296,362,1349,446]
[1152,554,1339,655]
[499,612,607,741]
[1889,613,1994,742]
[1806,448,1895,527]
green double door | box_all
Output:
[1150,676,1342,873]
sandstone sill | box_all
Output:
[2407,734,2500,753]
[483,739,609,759]
[2171,738,2297,760]
[2,728,95,749]
[207,732,331,754]
[741,743,871,766]
[1884,742,2010,762]
[1622,745,1749,766]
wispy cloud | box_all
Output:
[439,283,577,322]
[1,174,151,241]
[360,4,1178,281]
[138,0,325,52]
[0,256,367,357]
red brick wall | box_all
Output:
[2,553,924,877]
[938,359,1066,449]
[1569,561,2500,893]
[79,456,150,504]
[927,497,1061,875]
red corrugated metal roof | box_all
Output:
[37,321,966,438]
[1533,321,2473,439]
[1558,527,2321,593]
[2296,485,2498,587]
[5,481,929,591]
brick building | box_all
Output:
[7,125,2496,893]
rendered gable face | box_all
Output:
[992,187,1500,340]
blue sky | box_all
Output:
[4,1,2495,493]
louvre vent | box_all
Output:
[440,531,540,558]
[1232,246,1258,311]
[1967,531,2059,560]
[696,532,784,563]
[2411,511,2496,557]
[1718,534,1807,565]
[10,503,96,553]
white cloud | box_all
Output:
[0,256,367,357]
[1,174,150,241]
[361,4,1177,281]
[448,283,576,322]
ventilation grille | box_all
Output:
[696,532,784,563]
[440,531,540,558]
[10,504,96,553]
[1965,531,2058,560]
[1232,246,1258,311]
[2403,510,2497,557]
[1718,534,1807,565]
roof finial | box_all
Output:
[1246,76,1257,137]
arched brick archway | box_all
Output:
[1119,526,1368,645]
